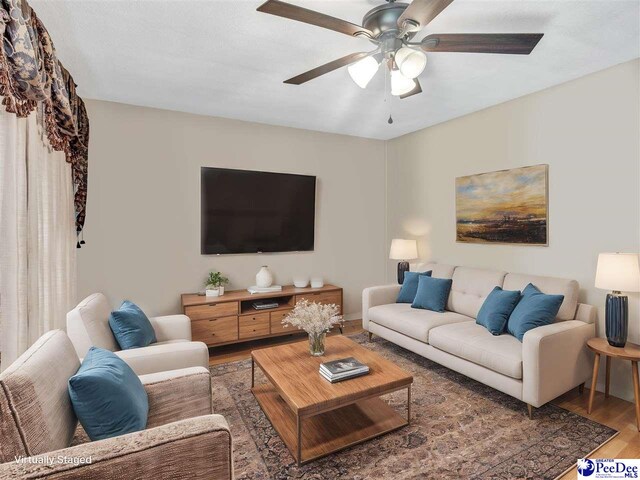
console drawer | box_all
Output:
[185,302,238,321]
[191,315,238,345]
[270,309,297,334]
[239,313,270,339]
[296,291,342,311]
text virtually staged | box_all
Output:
[0,0,638,479]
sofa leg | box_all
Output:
[368,332,373,342]
[578,382,585,395]
[527,404,533,420]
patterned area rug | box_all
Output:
[210,333,617,479]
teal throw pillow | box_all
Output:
[476,286,521,335]
[109,300,157,350]
[507,283,564,342]
[411,276,453,313]
[68,347,148,441]
[396,271,432,304]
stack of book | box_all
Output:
[319,357,369,383]
[247,285,282,294]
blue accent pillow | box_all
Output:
[476,286,521,335]
[109,300,157,350]
[507,283,564,342]
[411,276,453,313]
[396,271,432,303]
[68,347,148,441]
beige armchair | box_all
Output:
[67,293,209,375]
[0,330,233,479]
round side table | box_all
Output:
[586,337,640,431]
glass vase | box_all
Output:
[308,332,326,356]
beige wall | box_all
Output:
[81,100,387,319]
[82,60,639,401]
[386,59,640,401]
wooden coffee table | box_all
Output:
[251,335,413,465]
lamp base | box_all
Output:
[605,292,628,348]
[397,261,409,284]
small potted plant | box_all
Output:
[205,271,229,297]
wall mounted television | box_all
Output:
[201,167,316,254]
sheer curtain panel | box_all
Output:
[0,110,77,370]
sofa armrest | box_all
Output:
[0,415,232,480]
[115,341,209,376]
[522,320,595,408]
[140,366,213,429]
[150,314,192,342]
[362,285,401,330]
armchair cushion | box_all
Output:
[140,367,213,429]
[115,340,210,376]
[149,314,193,342]
[0,415,233,480]
[69,347,148,441]
[109,300,157,350]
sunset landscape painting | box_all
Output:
[456,165,548,245]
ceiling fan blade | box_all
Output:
[397,0,454,32]
[400,79,422,99]
[421,33,544,54]
[257,0,373,38]
[284,52,371,85]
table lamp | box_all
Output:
[389,239,418,284]
[595,252,640,347]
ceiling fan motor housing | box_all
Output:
[362,2,417,42]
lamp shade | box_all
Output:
[390,69,416,96]
[347,56,379,89]
[394,47,427,79]
[389,239,418,260]
[595,253,640,292]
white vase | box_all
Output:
[256,266,273,288]
[205,288,219,297]
[218,286,225,296]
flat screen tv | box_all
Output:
[201,167,316,254]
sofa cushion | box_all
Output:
[447,267,507,319]
[109,301,157,350]
[69,347,149,441]
[412,262,456,280]
[503,273,578,321]
[429,322,523,379]
[476,286,521,335]
[0,330,80,462]
[507,284,564,342]
[396,271,432,303]
[368,303,472,343]
[412,276,453,313]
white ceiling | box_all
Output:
[31,0,640,140]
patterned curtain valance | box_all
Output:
[0,0,89,238]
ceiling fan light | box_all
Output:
[347,56,379,89]
[390,69,416,96]
[394,47,427,79]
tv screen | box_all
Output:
[201,167,316,254]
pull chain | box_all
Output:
[385,63,393,124]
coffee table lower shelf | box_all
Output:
[252,383,409,465]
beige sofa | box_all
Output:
[0,330,233,479]
[67,293,209,375]
[363,263,596,414]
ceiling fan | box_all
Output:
[257,0,544,99]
